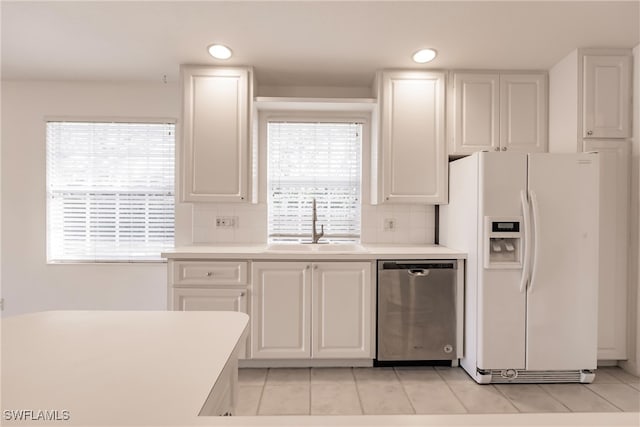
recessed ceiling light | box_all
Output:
[412,48,437,64]
[208,44,232,60]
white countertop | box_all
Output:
[162,244,466,260]
[3,312,636,427]
[1,310,248,426]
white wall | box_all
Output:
[1,81,179,316]
[621,44,640,376]
[189,202,436,245]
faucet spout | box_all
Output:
[311,198,324,243]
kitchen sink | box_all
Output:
[265,243,368,253]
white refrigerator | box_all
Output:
[440,152,599,384]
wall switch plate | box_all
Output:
[384,218,396,231]
[216,216,237,228]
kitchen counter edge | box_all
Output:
[161,244,467,260]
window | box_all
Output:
[267,121,362,242]
[46,121,175,262]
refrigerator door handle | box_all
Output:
[519,190,532,293]
[529,190,540,292]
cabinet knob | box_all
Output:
[206,272,213,277]
[587,130,593,136]
[306,265,310,270]
[501,147,507,151]
[494,147,500,151]
[314,265,318,270]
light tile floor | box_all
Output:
[236,366,640,416]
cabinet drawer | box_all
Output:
[174,261,248,286]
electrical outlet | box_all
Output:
[383,218,396,231]
[215,216,237,228]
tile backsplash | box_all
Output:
[191,203,436,244]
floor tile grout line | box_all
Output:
[585,383,628,412]
[492,383,524,413]
[542,383,622,413]
[530,384,573,413]
[351,368,365,415]
[393,367,417,414]
[487,384,518,413]
[352,367,367,415]
[491,383,569,414]
[436,367,471,414]
[307,368,312,415]
[254,368,268,416]
[600,367,640,385]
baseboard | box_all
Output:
[619,359,640,376]
[239,359,374,368]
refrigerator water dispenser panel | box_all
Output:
[485,217,523,269]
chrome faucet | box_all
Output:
[311,198,324,243]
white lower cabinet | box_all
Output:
[251,261,373,360]
[312,262,372,358]
[172,287,249,360]
[169,260,250,359]
[251,262,312,359]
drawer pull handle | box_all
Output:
[206,272,213,277]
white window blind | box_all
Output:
[267,121,362,242]
[46,121,175,262]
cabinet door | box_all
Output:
[181,66,250,202]
[251,262,311,359]
[583,55,631,139]
[583,140,629,360]
[311,262,373,359]
[500,74,547,153]
[380,71,447,204]
[449,73,499,155]
[173,288,248,359]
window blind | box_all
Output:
[267,121,362,242]
[46,121,175,262]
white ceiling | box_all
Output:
[2,1,639,88]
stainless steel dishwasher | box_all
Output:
[377,260,458,363]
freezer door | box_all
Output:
[526,153,599,370]
[477,152,528,370]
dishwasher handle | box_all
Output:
[380,260,457,270]
[408,269,430,277]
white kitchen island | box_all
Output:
[1,310,248,425]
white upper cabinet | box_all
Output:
[374,70,447,204]
[448,72,547,155]
[181,65,252,202]
[449,73,500,155]
[500,74,547,153]
[549,48,632,152]
[583,55,632,139]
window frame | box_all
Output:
[258,110,372,242]
[44,117,177,264]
